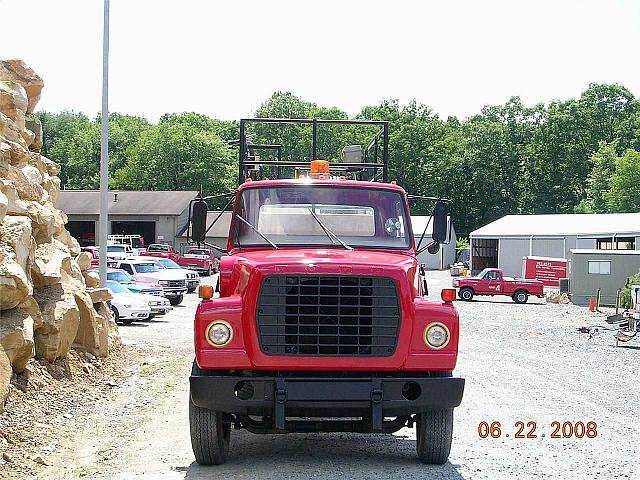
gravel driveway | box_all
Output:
[45,271,639,479]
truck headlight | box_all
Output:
[424,322,450,349]
[158,280,169,286]
[206,321,233,347]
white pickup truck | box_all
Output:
[111,259,188,305]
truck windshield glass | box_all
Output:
[233,186,411,249]
[107,270,132,283]
[107,245,126,253]
[156,259,180,269]
[133,263,159,273]
[106,280,128,294]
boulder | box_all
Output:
[26,201,56,244]
[7,141,31,167]
[83,271,99,288]
[0,308,35,372]
[25,117,42,152]
[0,215,34,272]
[87,288,111,304]
[74,290,102,356]
[1,179,27,215]
[40,155,60,177]
[0,60,44,114]
[0,80,27,132]
[31,240,71,288]
[6,164,44,201]
[0,189,6,223]
[76,252,92,271]
[20,164,43,185]
[0,112,26,147]
[0,247,31,310]
[33,282,80,362]
[54,226,80,256]
[0,348,10,413]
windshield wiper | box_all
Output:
[307,208,353,250]
[235,214,279,249]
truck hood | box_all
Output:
[234,248,417,271]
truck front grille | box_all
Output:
[167,280,185,288]
[256,275,400,356]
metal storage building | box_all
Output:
[567,249,640,306]
[56,190,198,246]
[469,213,640,277]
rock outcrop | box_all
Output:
[0,59,119,412]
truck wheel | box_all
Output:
[416,408,454,465]
[458,287,474,301]
[190,362,231,465]
[169,294,183,306]
[513,290,529,304]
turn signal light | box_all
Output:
[441,288,456,303]
[310,160,330,174]
[199,284,214,300]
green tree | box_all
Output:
[575,141,618,213]
[112,120,235,194]
[607,149,640,212]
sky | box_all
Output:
[2,0,640,122]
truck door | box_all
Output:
[484,270,502,294]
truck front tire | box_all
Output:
[169,294,184,306]
[458,287,474,301]
[416,408,454,465]
[190,362,231,465]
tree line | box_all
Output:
[38,83,640,234]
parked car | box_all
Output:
[107,281,152,324]
[452,268,544,303]
[141,244,219,276]
[91,267,164,296]
[106,244,135,261]
[141,257,200,293]
[111,259,188,306]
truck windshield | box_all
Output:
[156,259,180,269]
[133,263,159,273]
[107,270,132,283]
[232,186,411,249]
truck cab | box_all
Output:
[188,118,464,466]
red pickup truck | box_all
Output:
[452,268,544,304]
[141,244,219,275]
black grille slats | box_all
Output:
[257,275,400,356]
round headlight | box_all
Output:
[206,321,233,347]
[424,322,450,349]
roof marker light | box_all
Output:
[310,160,330,174]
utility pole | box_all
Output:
[99,0,110,287]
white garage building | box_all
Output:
[469,213,640,277]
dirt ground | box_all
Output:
[1,271,638,479]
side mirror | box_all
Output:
[191,199,208,243]
[432,201,448,243]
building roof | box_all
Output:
[471,213,640,238]
[56,190,199,216]
[569,249,640,256]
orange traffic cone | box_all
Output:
[588,298,596,312]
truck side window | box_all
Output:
[122,264,133,275]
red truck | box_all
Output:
[141,244,219,275]
[452,268,544,303]
[187,118,464,466]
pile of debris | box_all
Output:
[0,59,119,412]
[546,291,571,304]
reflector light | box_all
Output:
[310,160,330,174]
[199,284,214,300]
[441,288,456,303]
